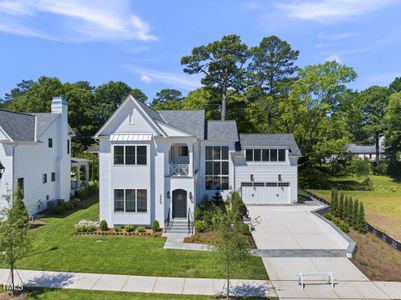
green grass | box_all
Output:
[23,288,274,299]
[10,202,267,280]
[310,175,401,240]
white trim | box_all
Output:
[110,133,152,142]
[94,95,166,138]
[0,126,14,143]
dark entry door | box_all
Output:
[172,189,187,218]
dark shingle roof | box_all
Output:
[157,110,205,139]
[239,133,302,156]
[206,121,239,141]
[31,113,59,138]
[346,144,385,154]
[136,99,165,123]
[0,109,60,142]
[0,109,35,141]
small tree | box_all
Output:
[211,212,251,299]
[352,199,359,229]
[331,190,338,216]
[212,191,224,207]
[338,192,344,218]
[358,202,366,233]
[346,197,353,224]
[0,186,31,295]
[342,196,348,220]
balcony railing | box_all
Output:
[170,164,190,176]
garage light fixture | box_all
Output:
[189,192,193,202]
[167,191,170,199]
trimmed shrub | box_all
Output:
[114,225,121,232]
[75,219,97,233]
[152,220,160,232]
[212,191,224,206]
[70,198,80,207]
[362,177,374,191]
[136,226,146,233]
[338,193,344,218]
[342,196,348,220]
[351,199,359,228]
[195,220,207,233]
[100,220,108,231]
[358,202,366,233]
[125,224,135,232]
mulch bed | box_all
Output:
[75,229,163,238]
[350,228,401,281]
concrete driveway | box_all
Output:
[248,205,349,250]
[247,203,401,299]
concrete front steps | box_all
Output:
[165,219,192,234]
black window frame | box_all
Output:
[42,174,47,184]
[205,146,230,191]
[113,145,147,166]
[113,188,147,213]
[245,148,286,162]
[48,138,53,148]
[51,172,56,182]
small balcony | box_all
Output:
[170,164,190,176]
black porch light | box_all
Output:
[0,162,5,179]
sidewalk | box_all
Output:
[0,269,276,298]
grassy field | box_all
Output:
[2,288,275,300]
[8,201,267,280]
[310,175,401,241]
[349,228,401,281]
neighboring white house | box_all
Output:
[0,97,73,215]
[94,95,301,229]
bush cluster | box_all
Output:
[330,190,366,233]
[194,193,226,232]
[76,181,99,199]
[100,220,108,231]
[125,224,135,232]
[54,198,80,215]
[136,226,146,233]
[75,219,97,233]
[152,220,160,232]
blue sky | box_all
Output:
[0,0,400,101]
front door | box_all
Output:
[172,189,187,218]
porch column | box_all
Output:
[188,143,193,176]
[84,162,89,185]
[76,165,81,189]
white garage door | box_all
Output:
[241,182,290,205]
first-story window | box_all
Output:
[114,189,125,212]
[114,189,147,213]
[51,172,56,182]
[67,139,70,154]
[42,174,47,184]
[17,177,24,198]
[48,138,53,148]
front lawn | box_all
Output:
[10,201,267,280]
[6,288,275,300]
[309,175,401,241]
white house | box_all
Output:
[95,95,301,229]
[0,97,73,215]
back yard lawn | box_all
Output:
[9,202,267,280]
[309,175,401,241]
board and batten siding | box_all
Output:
[0,144,13,211]
[234,164,298,203]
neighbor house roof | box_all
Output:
[346,144,385,154]
[206,121,238,141]
[157,110,205,139]
[239,133,302,156]
[0,109,62,142]
[0,109,36,141]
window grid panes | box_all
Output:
[114,189,147,213]
[205,146,229,190]
[113,145,147,166]
[245,149,286,162]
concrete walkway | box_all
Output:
[248,204,401,299]
[163,232,209,251]
[0,269,276,298]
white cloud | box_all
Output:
[125,65,202,90]
[277,0,395,22]
[325,55,341,63]
[0,0,157,42]
[140,74,153,84]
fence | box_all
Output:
[303,190,401,253]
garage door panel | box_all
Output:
[241,182,290,205]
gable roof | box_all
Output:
[0,109,36,141]
[206,121,238,141]
[157,110,205,139]
[0,109,65,142]
[239,133,302,156]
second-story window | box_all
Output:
[205,146,229,190]
[246,149,286,162]
[48,138,53,148]
[114,145,147,166]
[42,174,47,184]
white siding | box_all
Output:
[0,144,13,211]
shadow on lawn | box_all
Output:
[43,193,99,219]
